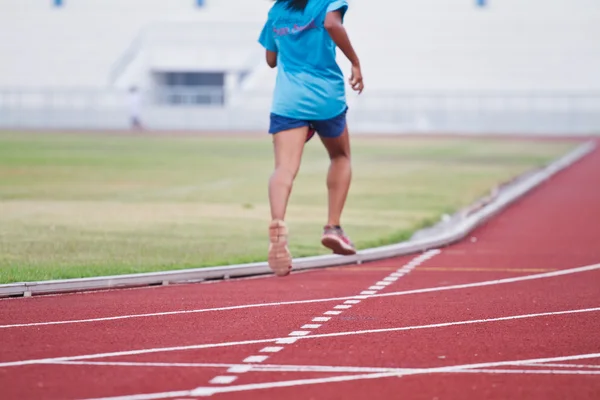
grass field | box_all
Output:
[0,131,578,284]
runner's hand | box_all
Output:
[350,65,364,94]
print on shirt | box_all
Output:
[273,20,318,37]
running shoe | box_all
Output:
[268,219,292,277]
[321,224,356,255]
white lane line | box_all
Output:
[256,363,377,373]
[324,311,342,315]
[242,356,268,363]
[0,337,281,368]
[375,282,392,286]
[360,291,377,295]
[81,352,600,399]
[520,362,600,369]
[383,277,398,282]
[48,360,600,376]
[376,263,600,300]
[4,262,598,330]
[344,300,361,305]
[301,324,321,330]
[298,307,600,342]
[259,347,284,353]
[449,368,600,376]
[4,307,598,369]
[368,286,385,291]
[209,376,237,385]
[48,360,412,373]
[312,317,331,322]
[447,352,600,369]
[82,390,193,400]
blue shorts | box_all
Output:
[269,106,348,138]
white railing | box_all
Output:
[0,87,599,135]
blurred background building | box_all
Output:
[1,0,599,134]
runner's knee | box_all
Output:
[272,165,297,188]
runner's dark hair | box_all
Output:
[276,0,309,12]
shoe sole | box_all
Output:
[269,220,292,277]
[321,235,357,256]
[268,242,292,277]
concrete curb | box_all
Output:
[0,140,596,298]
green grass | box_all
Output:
[0,131,578,283]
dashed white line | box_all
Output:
[259,347,284,353]
[324,311,342,315]
[275,338,298,345]
[227,365,252,373]
[312,317,331,322]
[301,324,321,330]
[209,376,237,385]
[243,356,269,363]
[344,300,361,305]
[334,305,352,310]
[360,291,377,295]
[369,286,385,290]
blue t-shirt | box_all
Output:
[258,0,349,121]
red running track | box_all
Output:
[1,140,600,400]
